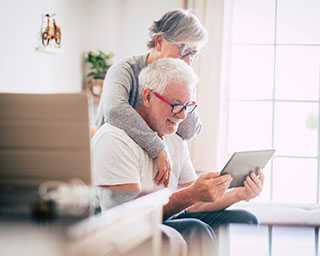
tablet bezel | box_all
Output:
[220,149,275,188]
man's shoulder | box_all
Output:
[164,134,187,152]
[92,123,140,150]
[164,133,185,144]
[95,122,127,135]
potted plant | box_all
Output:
[85,50,114,102]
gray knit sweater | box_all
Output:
[95,54,202,159]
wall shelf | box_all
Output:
[35,45,65,54]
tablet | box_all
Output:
[220,149,275,188]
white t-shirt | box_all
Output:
[91,123,197,193]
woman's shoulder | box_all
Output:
[111,54,148,73]
[124,54,148,66]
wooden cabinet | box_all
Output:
[86,78,104,103]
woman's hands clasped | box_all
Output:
[155,147,172,187]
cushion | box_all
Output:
[230,201,320,226]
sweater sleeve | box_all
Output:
[176,109,202,141]
[96,63,165,159]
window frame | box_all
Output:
[224,0,320,203]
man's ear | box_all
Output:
[142,88,153,107]
[154,35,163,52]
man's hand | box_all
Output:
[191,172,233,203]
[155,147,172,187]
[235,168,264,200]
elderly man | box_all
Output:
[91,58,264,255]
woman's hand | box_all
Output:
[155,147,172,187]
[236,168,264,201]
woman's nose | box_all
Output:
[181,54,192,65]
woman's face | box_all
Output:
[156,35,202,65]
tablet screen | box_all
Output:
[220,149,275,188]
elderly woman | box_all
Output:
[95,9,208,186]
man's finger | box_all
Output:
[213,174,233,185]
[250,172,262,187]
[257,169,265,185]
[216,178,232,190]
[201,172,221,179]
[245,176,259,194]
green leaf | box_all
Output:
[306,113,318,129]
[85,50,114,78]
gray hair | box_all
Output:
[138,58,198,105]
[147,9,208,48]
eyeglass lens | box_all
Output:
[179,46,199,60]
[172,104,197,114]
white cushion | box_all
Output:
[230,202,320,226]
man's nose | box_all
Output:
[175,108,187,120]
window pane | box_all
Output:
[230,46,274,100]
[228,101,272,153]
[274,102,318,156]
[277,0,320,44]
[275,46,320,100]
[273,157,317,203]
[232,0,275,44]
[272,226,315,256]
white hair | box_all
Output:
[138,58,198,105]
[147,9,208,48]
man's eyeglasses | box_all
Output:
[152,91,197,114]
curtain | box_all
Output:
[186,0,228,172]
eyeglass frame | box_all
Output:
[162,36,201,61]
[176,44,200,61]
[152,90,197,114]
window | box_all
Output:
[225,0,320,203]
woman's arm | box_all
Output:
[95,58,202,186]
[176,109,202,141]
[96,63,165,158]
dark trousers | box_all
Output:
[163,209,258,256]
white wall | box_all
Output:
[0,0,88,93]
[84,0,182,62]
[0,0,183,93]
[0,0,224,170]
